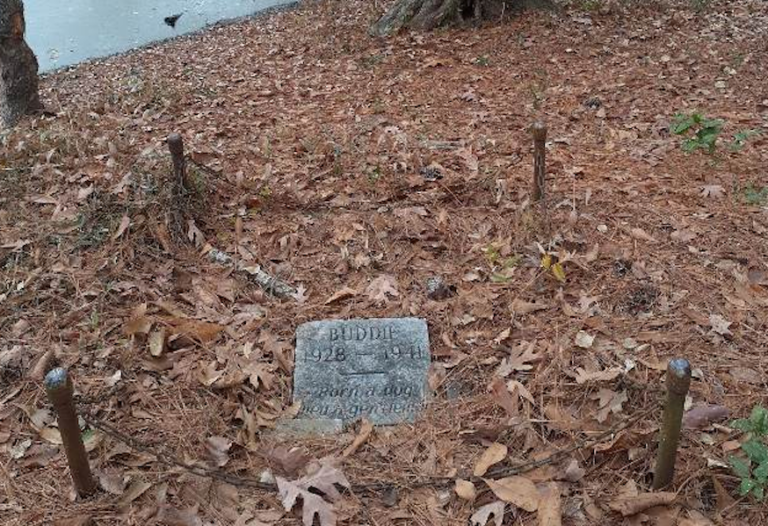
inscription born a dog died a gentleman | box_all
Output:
[293,318,430,426]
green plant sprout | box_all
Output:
[671,112,759,155]
[743,183,768,206]
[729,405,768,501]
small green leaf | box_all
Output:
[730,456,752,479]
[754,461,768,484]
[739,478,756,496]
[732,418,753,433]
[749,406,768,436]
[752,485,765,501]
[671,114,696,135]
[682,139,699,152]
[742,439,768,464]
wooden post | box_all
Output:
[44,368,96,498]
[167,133,188,193]
[652,358,691,490]
[531,122,547,202]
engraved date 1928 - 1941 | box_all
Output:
[304,344,426,363]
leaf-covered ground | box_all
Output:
[1,0,768,524]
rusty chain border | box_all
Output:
[80,404,657,495]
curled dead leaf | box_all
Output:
[682,404,730,429]
[484,476,539,512]
[608,491,676,516]
[474,443,508,477]
[511,299,548,315]
[455,479,477,501]
[469,500,505,526]
[365,275,399,303]
[537,482,562,526]
[118,479,152,509]
[205,436,232,467]
[342,419,373,458]
[324,287,357,305]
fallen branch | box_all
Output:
[207,247,298,300]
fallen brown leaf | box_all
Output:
[365,274,400,303]
[118,479,152,509]
[342,419,373,458]
[608,491,676,516]
[682,404,730,429]
[484,476,539,512]
[537,482,562,526]
[511,298,548,315]
[455,479,477,502]
[205,436,232,467]
[474,443,508,477]
[469,500,505,526]
[324,287,358,305]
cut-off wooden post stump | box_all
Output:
[44,367,96,498]
[652,358,692,490]
[167,133,188,193]
[531,121,547,202]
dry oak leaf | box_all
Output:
[365,275,400,303]
[268,446,311,477]
[205,436,232,467]
[537,482,562,526]
[173,319,225,343]
[474,443,508,477]
[593,389,628,423]
[489,376,520,418]
[708,314,732,336]
[118,479,153,509]
[484,476,539,512]
[277,479,337,526]
[700,185,725,198]
[455,479,477,501]
[682,404,730,429]
[511,298,548,315]
[608,491,676,516]
[629,227,656,243]
[148,328,166,357]
[574,331,594,349]
[112,215,131,240]
[155,504,203,526]
[679,510,716,526]
[52,516,94,526]
[496,341,541,377]
[124,303,152,336]
[342,419,374,458]
[574,366,622,385]
[276,463,350,526]
[245,363,276,391]
[324,287,358,305]
[97,469,126,495]
[730,366,761,384]
[470,500,505,526]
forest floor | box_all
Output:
[1,0,768,524]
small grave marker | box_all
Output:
[293,318,430,426]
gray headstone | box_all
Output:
[292,318,430,426]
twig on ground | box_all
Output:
[208,247,298,299]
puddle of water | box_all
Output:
[25,0,294,73]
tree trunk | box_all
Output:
[0,0,41,130]
[370,0,551,36]
[370,0,465,36]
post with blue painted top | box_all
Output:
[652,358,692,490]
[44,367,96,497]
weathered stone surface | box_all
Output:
[293,318,430,426]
